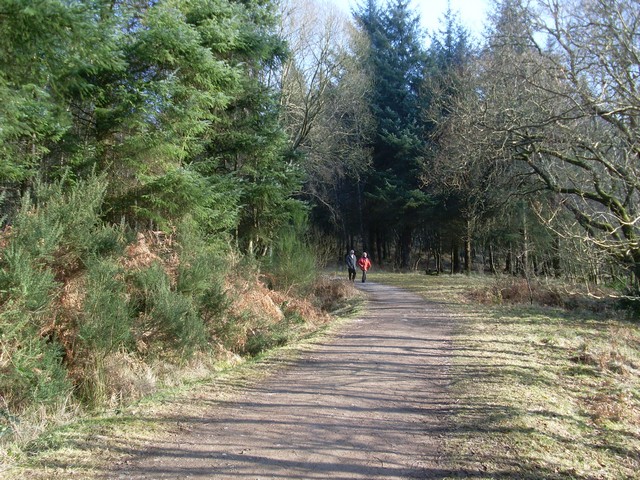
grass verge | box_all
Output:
[375,272,639,480]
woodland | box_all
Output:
[1,0,640,450]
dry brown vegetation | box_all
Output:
[1,219,361,467]
[467,275,617,313]
[376,272,640,479]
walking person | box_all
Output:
[357,252,372,283]
[345,249,357,281]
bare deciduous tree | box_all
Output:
[276,0,373,230]
[448,0,640,280]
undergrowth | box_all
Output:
[0,177,359,469]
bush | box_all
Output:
[174,217,230,325]
[0,176,119,418]
[0,310,72,416]
[262,227,317,294]
[243,319,292,356]
[312,276,360,312]
[0,245,57,312]
[467,275,616,313]
[11,175,113,276]
[77,258,133,354]
[130,263,207,357]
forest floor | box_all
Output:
[8,274,639,479]
[105,281,456,479]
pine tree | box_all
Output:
[189,0,304,253]
[354,0,430,267]
[421,7,477,273]
[1,0,301,244]
[0,0,121,215]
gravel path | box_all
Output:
[109,281,455,479]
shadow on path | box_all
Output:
[99,281,454,479]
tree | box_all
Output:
[421,7,479,273]
[354,0,430,267]
[477,0,640,283]
[0,0,303,251]
[188,0,302,254]
[277,0,373,248]
[0,0,121,213]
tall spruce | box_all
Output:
[190,0,302,254]
[354,0,430,267]
[0,0,302,250]
[0,0,122,214]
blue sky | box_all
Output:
[328,0,490,39]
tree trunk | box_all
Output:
[357,180,365,253]
[400,227,412,269]
[505,246,513,275]
[552,235,561,277]
[464,219,472,274]
[521,205,529,276]
[452,243,461,274]
[489,244,497,274]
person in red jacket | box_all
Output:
[357,252,372,283]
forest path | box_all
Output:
[108,281,456,479]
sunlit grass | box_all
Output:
[376,271,640,479]
[6,272,638,478]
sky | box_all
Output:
[328,0,490,40]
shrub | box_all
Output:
[174,217,230,325]
[0,310,72,416]
[77,350,157,409]
[468,275,615,313]
[130,263,207,357]
[0,245,57,312]
[262,227,317,294]
[312,276,360,312]
[0,175,122,417]
[243,319,292,356]
[10,175,112,277]
[77,258,133,354]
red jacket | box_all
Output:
[357,256,371,271]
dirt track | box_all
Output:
[109,281,455,479]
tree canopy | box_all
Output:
[3,0,640,283]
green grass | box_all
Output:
[376,272,640,479]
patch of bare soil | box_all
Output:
[106,282,455,479]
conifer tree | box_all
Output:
[0,0,121,213]
[421,7,477,273]
[1,0,302,248]
[354,0,430,267]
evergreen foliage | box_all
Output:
[0,0,310,431]
[0,176,112,415]
[78,258,133,355]
[263,220,317,294]
[353,0,431,267]
[130,263,207,357]
[3,0,639,452]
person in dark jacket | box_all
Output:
[345,249,357,281]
